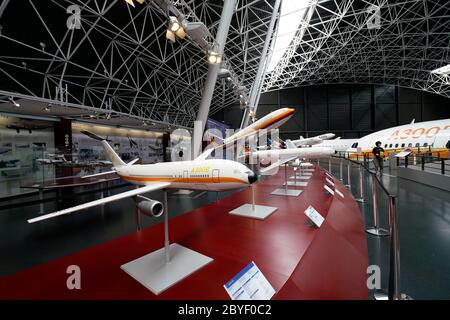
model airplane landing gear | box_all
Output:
[121,190,213,295]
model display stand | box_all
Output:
[121,191,213,295]
[230,185,278,220]
[271,164,303,197]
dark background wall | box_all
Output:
[213,84,450,140]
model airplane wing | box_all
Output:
[81,170,117,179]
[28,182,171,223]
[259,156,298,174]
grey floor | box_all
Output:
[326,160,450,299]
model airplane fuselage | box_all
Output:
[116,159,256,192]
[223,108,295,145]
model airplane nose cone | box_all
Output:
[248,171,258,184]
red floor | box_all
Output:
[0,166,368,300]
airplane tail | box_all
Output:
[81,130,126,167]
[101,140,126,167]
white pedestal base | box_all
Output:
[300,172,313,176]
[290,175,311,180]
[229,203,278,220]
[271,189,303,197]
[302,168,315,172]
[283,181,309,187]
[121,243,213,295]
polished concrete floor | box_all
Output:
[326,160,450,299]
[0,183,239,277]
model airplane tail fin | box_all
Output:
[285,139,297,149]
[101,140,126,167]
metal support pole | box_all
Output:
[355,164,365,203]
[251,185,255,211]
[328,157,332,174]
[39,189,44,214]
[339,158,343,181]
[346,161,351,188]
[194,0,236,156]
[0,0,11,18]
[164,190,170,264]
[241,0,282,129]
[374,196,412,300]
[135,206,142,231]
[284,164,288,193]
[366,174,389,236]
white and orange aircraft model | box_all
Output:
[28,132,258,224]
[207,107,295,147]
[315,119,450,158]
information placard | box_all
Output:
[304,205,325,227]
[224,262,275,300]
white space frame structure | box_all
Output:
[0,0,449,129]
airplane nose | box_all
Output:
[248,171,258,184]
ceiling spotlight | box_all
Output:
[207,51,222,65]
[168,16,180,32]
[142,121,148,126]
[43,104,52,112]
[166,16,186,43]
[9,97,20,107]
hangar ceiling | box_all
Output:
[264,0,450,98]
[0,0,449,129]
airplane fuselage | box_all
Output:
[224,108,295,144]
[316,119,450,157]
[115,159,255,192]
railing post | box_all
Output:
[375,196,412,300]
[339,157,343,181]
[328,157,332,173]
[405,155,409,168]
[366,174,389,237]
[346,160,351,188]
[421,155,425,171]
[355,164,365,203]
[442,159,445,175]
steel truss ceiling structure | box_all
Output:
[0,0,449,130]
[263,0,450,99]
[0,0,276,128]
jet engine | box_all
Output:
[135,195,164,218]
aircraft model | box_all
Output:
[207,108,295,147]
[247,140,334,174]
[6,120,52,134]
[28,132,258,223]
[315,119,450,158]
[291,133,335,146]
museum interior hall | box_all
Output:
[0,0,450,302]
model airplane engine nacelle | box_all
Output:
[135,195,164,218]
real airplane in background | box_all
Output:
[315,119,450,158]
